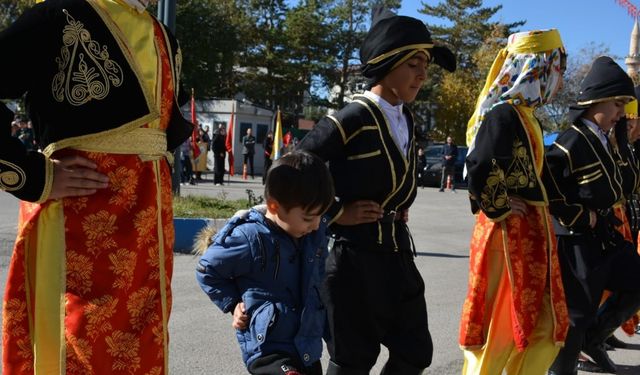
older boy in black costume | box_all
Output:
[296,8,455,375]
[544,56,640,375]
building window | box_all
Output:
[257,124,268,144]
[239,122,252,142]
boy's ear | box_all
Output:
[266,198,279,214]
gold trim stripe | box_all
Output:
[577,95,635,106]
[345,126,378,144]
[35,158,55,204]
[153,160,170,371]
[366,43,434,65]
[573,161,600,173]
[577,173,603,185]
[326,115,347,145]
[577,169,602,182]
[346,150,382,160]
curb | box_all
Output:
[173,217,216,254]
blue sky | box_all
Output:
[399,0,637,66]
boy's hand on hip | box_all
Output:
[336,200,384,225]
[49,155,109,200]
[232,302,249,330]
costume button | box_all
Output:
[303,353,310,362]
[257,334,264,341]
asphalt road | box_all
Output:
[0,176,638,374]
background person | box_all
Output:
[439,136,457,192]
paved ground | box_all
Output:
[0,175,638,374]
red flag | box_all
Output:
[225,110,235,176]
[190,89,201,159]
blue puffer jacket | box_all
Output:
[196,208,329,368]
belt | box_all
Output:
[68,128,171,162]
[379,209,403,223]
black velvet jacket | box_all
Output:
[296,94,417,251]
[466,103,548,221]
[544,120,624,233]
[0,0,192,202]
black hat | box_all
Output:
[569,56,635,123]
[360,7,456,86]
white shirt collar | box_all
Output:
[582,118,609,149]
[363,91,403,115]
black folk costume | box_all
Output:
[297,8,455,375]
[0,0,191,373]
[544,56,640,375]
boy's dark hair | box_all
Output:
[264,150,334,214]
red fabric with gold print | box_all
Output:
[2,20,175,374]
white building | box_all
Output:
[182,99,276,176]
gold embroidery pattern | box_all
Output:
[2,298,28,338]
[105,330,141,373]
[480,160,508,212]
[82,210,118,255]
[505,138,537,189]
[174,47,182,92]
[52,10,123,106]
[67,250,94,296]
[84,295,118,341]
[108,165,140,211]
[127,287,159,331]
[66,334,94,374]
[134,206,157,248]
[109,248,137,290]
[0,159,26,192]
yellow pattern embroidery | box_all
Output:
[105,330,141,373]
[84,295,118,341]
[82,210,118,255]
[0,159,26,191]
[108,165,140,211]
[67,250,94,295]
[52,10,123,106]
[480,159,508,212]
[2,298,28,338]
[127,287,159,331]
[505,138,537,189]
[109,248,137,290]
[174,47,182,92]
[66,334,94,374]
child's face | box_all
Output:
[272,205,323,239]
[587,100,627,132]
[380,52,428,104]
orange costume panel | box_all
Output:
[2,20,176,374]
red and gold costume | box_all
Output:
[460,29,568,375]
[0,0,191,373]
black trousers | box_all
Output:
[550,233,640,374]
[243,154,254,177]
[321,241,433,372]
[213,154,225,184]
[248,352,321,375]
[263,157,273,184]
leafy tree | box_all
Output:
[429,26,505,143]
[536,42,613,131]
[413,1,523,144]
[324,0,400,108]
[174,0,244,98]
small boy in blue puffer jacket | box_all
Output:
[196,150,335,375]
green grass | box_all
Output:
[172,195,250,218]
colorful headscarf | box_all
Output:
[466,29,565,152]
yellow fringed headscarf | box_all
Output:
[466,29,565,151]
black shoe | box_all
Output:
[438,189,444,192]
[605,335,627,349]
[583,345,617,373]
[577,359,609,373]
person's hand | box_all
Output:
[335,200,384,225]
[589,210,597,228]
[401,209,409,223]
[232,302,249,330]
[48,155,109,200]
[508,196,527,217]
